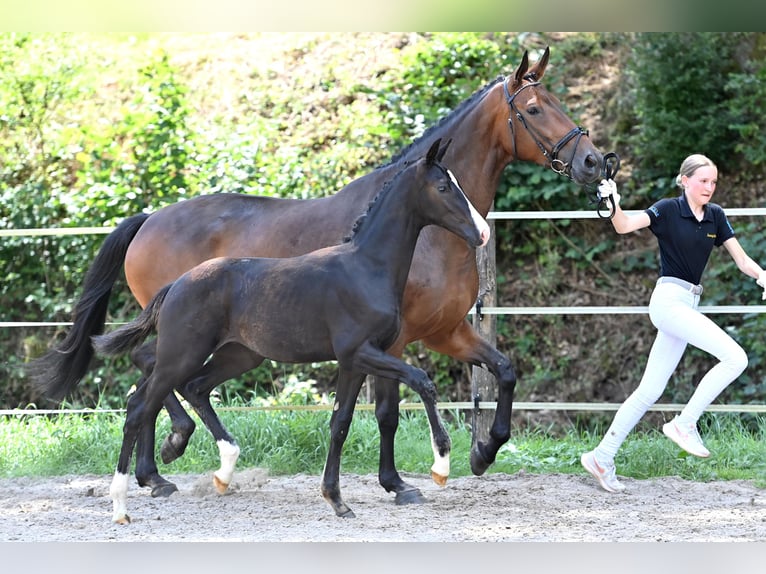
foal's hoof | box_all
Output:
[151,482,179,498]
[160,433,190,465]
[431,470,449,487]
[213,474,230,494]
[394,487,427,506]
[470,442,494,476]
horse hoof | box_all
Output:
[394,488,427,506]
[113,514,131,525]
[151,482,179,498]
[160,434,188,465]
[213,474,230,494]
[470,443,492,476]
[336,508,356,518]
[430,470,448,487]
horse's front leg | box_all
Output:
[372,375,428,505]
[321,368,367,518]
[353,343,451,487]
[424,320,517,476]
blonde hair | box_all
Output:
[675,154,717,188]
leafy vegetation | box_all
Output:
[3,32,766,442]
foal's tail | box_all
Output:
[92,283,172,357]
[25,213,150,402]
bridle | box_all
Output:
[503,76,589,179]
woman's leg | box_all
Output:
[595,328,687,461]
[660,309,748,424]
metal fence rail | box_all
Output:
[4,206,766,414]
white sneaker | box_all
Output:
[580,450,625,493]
[662,417,710,458]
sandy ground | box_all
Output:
[1,468,765,542]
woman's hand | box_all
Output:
[756,270,766,300]
[598,179,620,205]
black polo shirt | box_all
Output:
[646,192,735,285]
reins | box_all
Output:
[595,151,621,219]
[503,77,589,179]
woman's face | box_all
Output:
[682,165,718,206]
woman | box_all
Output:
[581,154,766,493]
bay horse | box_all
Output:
[29,46,605,504]
[93,139,490,522]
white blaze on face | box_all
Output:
[447,169,491,246]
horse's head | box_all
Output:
[499,46,603,185]
[418,139,491,248]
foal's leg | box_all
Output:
[372,374,427,505]
[129,339,195,497]
[131,339,197,466]
[321,368,367,518]
[112,340,220,523]
[111,375,173,524]
[423,319,517,476]
[350,342,451,485]
[176,343,265,494]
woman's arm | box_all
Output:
[722,236,765,280]
[599,179,651,234]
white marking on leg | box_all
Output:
[213,439,240,493]
[109,471,130,524]
[429,429,450,486]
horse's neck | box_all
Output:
[401,89,511,216]
[350,187,422,290]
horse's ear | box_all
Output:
[526,46,550,82]
[426,138,442,165]
[512,50,530,87]
[436,138,452,162]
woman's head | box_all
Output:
[675,154,717,188]
[676,154,718,206]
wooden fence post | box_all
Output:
[471,216,497,448]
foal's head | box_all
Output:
[415,138,491,248]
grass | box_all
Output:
[2,407,765,488]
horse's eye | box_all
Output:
[527,106,540,116]
[438,185,448,193]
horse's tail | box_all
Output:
[25,213,150,402]
[92,283,171,357]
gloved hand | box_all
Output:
[598,179,619,204]
[756,271,766,300]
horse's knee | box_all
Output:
[495,357,517,392]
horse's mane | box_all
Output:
[343,164,409,243]
[383,76,504,168]
[343,76,504,243]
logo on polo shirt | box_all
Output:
[707,233,716,239]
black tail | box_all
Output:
[25,213,150,402]
[92,283,172,357]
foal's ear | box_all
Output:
[436,138,452,162]
[426,138,442,165]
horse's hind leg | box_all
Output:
[111,375,170,524]
[128,339,194,497]
[373,375,428,505]
[321,368,367,518]
[130,339,197,466]
[177,343,265,493]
